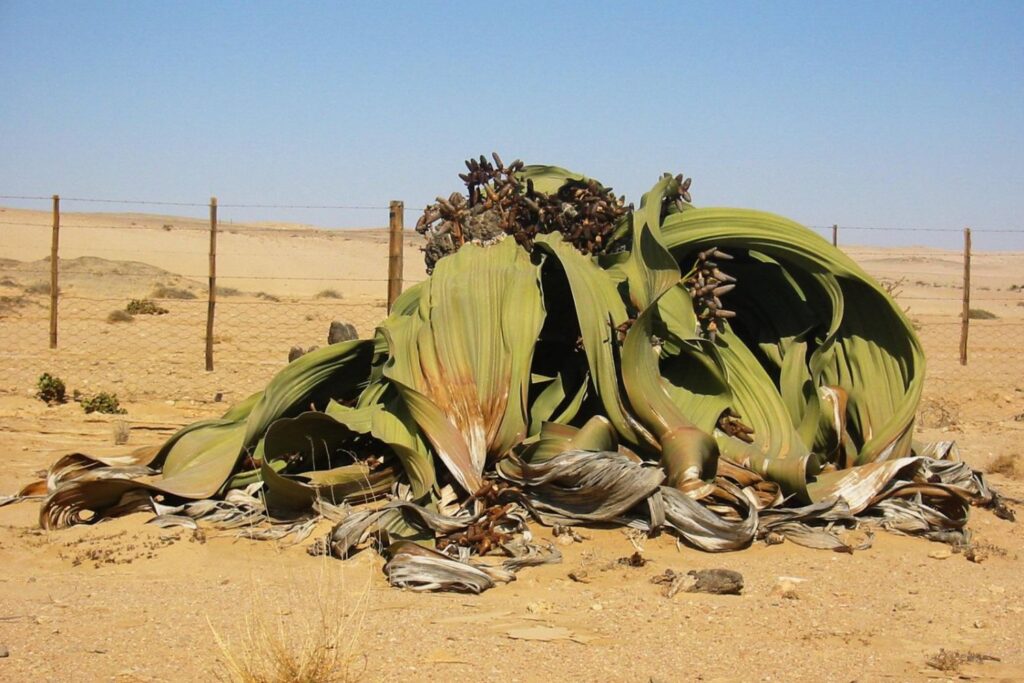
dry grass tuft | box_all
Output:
[107,309,134,323]
[917,397,960,429]
[112,420,130,445]
[210,564,370,683]
[315,289,343,300]
[0,294,29,313]
[986,453,1019,478]
[151,284,197,299]
[926,648,999,672]
[967,308,998,320]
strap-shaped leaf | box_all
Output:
[533,233,652,447]
[661,208,924,471]
[381,238,544,493]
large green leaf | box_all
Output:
[258,411,395,510]
[516,165,588,195]
[327,401,437,500]
[617,177,721,486]
[533,233,653,447]
[661,207,925,484]
[380,238,545,494]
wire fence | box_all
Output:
[0,194,1021,432]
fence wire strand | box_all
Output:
[1,197,1021,431]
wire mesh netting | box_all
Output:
[0,199,398,403]
[0,197,1021,429]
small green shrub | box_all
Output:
[256,291,280,302]
[0,277,18,287]
[78,391,127,415]
[107,309,134,323]
[36,373,67,405]
[315,288,343,299]
[216,286,242,297]
[151,285,196,300]
[126,298,168,315]
[967,308,998,320]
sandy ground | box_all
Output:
[1,208,1024,681]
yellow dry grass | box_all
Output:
[209,560,371,683]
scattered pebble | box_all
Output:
[965,546,989,563]
[0,644,8,658]
[928,548,952,560]
[552,525,586,544]
[772,577,804,600]
[526,601,554,614]
[568,569,590,583]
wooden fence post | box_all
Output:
[387,200,404,313]
[959,227,971,366]
[205,197,218,372]
[49,194,60,349]
[831,223,838,247]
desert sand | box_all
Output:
[1,206,1023,681]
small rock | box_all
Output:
[653,568,744,597]
[213,392,223,402]
[568,569,590,584]
[974,620,985,629]
[164,400,175,406]
[965,546,988,564]
[686,569,743,595]
[0,644,8,658]
[590,603,603,611]
[328,320,359,345]
[288,346,306,362]
[928,548,952,560]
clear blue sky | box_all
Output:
[1,1,1021,249]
